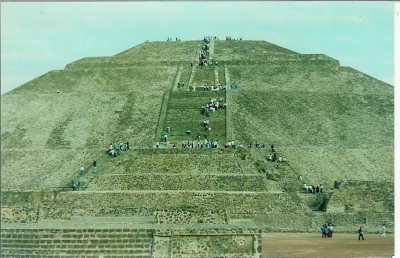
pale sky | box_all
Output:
[1,1,395,94]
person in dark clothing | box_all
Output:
[358,227,365,240]
[93,160,97,167]
[321,225,327,238]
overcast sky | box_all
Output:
[1,1,396,94]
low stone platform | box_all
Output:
[1,216,262,258]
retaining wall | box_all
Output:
[1,219,262,258]
[86,174,266,191]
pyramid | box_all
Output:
[1,38,393,257]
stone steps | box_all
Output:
[154,66,180,142]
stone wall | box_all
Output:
[153,227,262,258]
[1,191,310,223]
[121,150,253,175]
[327,181,394,213]
[1,207,39,224]
[154,208,228,224]
[1,218,262,258]
[86,174,266,191]
[1,228,153,257]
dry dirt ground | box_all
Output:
[262,233,394,258]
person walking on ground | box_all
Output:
[80,166,84,175]
[320,184,323,193]
[93,166,97,173]
[382,224,386,237]
[328,224,334,238]
[93,160,97,167]
[358,227,365,240]
[321,225,327,238]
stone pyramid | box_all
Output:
[1,38,393,257]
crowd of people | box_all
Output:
[199,38,210,66]
[202,97,226,117]
[226,36,242,40]
[303,182,324,194]
[179,138,219,149]
[108,141,130,157]
[194,84,243,92]
[204,36,218,40]
[167,37,182,41]
[320,224,334,238]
